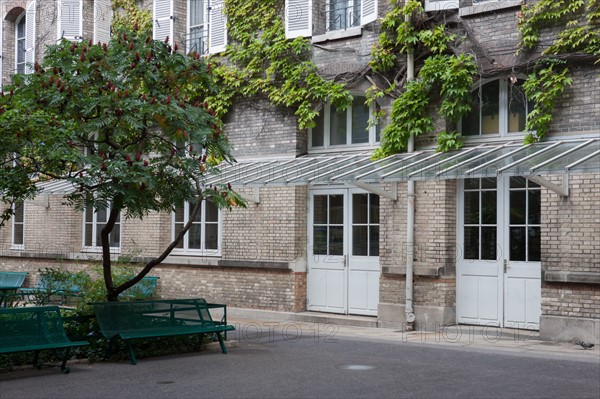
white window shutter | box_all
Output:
[209,0,227,54]
[153,0,174,42]
[94,0,112,44]
[361,0,378,25]
[285,0,312,39]
[25,1,36,74]
[424,0,459,12]
[58,0,83,41]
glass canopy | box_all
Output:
[209,138,599,187]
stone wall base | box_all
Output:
[378,302,456,330]
[540,315,599,343]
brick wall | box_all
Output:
[542,285,600,319]
[223,98,303,159]
[542,174,600,274]
[222,186,307,262]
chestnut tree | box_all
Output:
[0,26,244,301]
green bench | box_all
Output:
[91,298,235,365]
[0,306,89,373]
[119,276,159,299]
[0,271,28,307]
[19,274,84,305]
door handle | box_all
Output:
[504,259,508,274]
[342,255,347,267]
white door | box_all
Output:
[457,177,541,329]
[308,189,380,315]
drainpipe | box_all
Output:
[405,12,416,332]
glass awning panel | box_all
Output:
[33,138,600,194]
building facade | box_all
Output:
[1,0,598,342]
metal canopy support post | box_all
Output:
[351,181,397,201]
[527,174,569,198]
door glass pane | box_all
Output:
[509,227,526,261]
[175,205,184,223]
[510,191,526,224]
[96,208,107,223]
[528,227,541,261]
[313,226,327,255]
[481,191,497,225]
[464,227,479,259]
[464,192,479,224]
[369,195,379,224]
[481,227,497,260]
[353,226,368,256]
[465,178,479,190]
[528,190,541,224]
[351,98,369,144]
[462,93,481,136]
[85,223,92,246]
[313,196,328,224]
[369,226,379,256]
[330,106,347,145]
[329,226,344,255]
[481,177,497,189]
[352,194,368,224]
[329,195,344,224]
[109,226,120,248]
[510,176,527,189]
[189,202,202,222]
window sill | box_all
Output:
[459,0,522,17]
[312,27,362,44]
[10,245,24,251]
[163,256,292,270]
[81,247,121,254]
[543,271,600,285]
[462,132,526,146]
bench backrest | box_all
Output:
[92,298,215,338]
[31,274,83,294]
[0,271,27,288]
[0,306,72,350]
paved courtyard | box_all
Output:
[1,317,598,399]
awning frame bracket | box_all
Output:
[239,187,261,204]
[527,174,569,197]
[351,181,398,201]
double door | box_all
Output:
[457,177,541,329]
[307,189,380,316]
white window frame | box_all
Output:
[11,202,24,250]
[326,0,361,32]
[82,202,121,253]
[172,200,222,256]
[309,96,380,152]
[460,76,532,141]
[186,0,208,54]
[15,12,26,74]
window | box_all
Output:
[327,0,361,32]
[509,177,541,262]
[12,203,24,248]
[15,13,26,74]
[352,193,379,256]
[463,178,497,260]
[187,0,207,54]
[84,203,121,250]
[310,96,380,150]
[461,77,533,137]
[173,200,220,255]
[285,0,377,39]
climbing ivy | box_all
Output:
[111,0,153,35]
[518,0,599,143]
[206,0,352,130]
[370,1,477,158]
